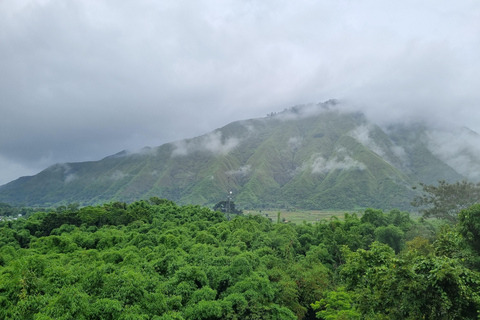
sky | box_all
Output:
[1,0,480,186]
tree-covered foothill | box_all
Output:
[0,198,479,319]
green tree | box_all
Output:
[341,242,480,319]
[458,203,480,255]
[374,224,405,253]
[311,287,360,320]
[412,180,480,223]
[360,209,388,227]
[78,206,107,227]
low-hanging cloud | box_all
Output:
[338,39,480,131]
[348,124,410,168]
[348,125,388,159]
[49,163,78,183]
[226,165,251,177]
[171,131,240,157]
[311,152,366,174]
[269,101,337,121]
[109,170,129,181]
[425,128,480,181]
[287,137,303,152]
[390,145,408,163]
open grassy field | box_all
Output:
[244,209,361,224]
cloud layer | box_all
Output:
[1,0,480,185]
[426,128,480,180]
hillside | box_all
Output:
[0,101,477,209]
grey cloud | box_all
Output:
[1,0,480,185]
[426,128,480,181]
[339,40,480,130]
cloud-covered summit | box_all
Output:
[0,106,475,209]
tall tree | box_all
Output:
[411,180,480,223]
[458,204,480,255]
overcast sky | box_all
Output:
[1,0,480,185]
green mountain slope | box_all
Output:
[0,101,474,209]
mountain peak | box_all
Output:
[0,104,476,210]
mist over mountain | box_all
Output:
[1,100,478,210]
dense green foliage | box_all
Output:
[0,202,35,218]
[1,199,479,319]
[458,204,480,256]
[0,106,466,210]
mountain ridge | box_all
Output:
[1,101,478,210]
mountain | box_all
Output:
[1,100,479,210]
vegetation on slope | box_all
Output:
[0,104,468,209]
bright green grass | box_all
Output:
[245,209,355,224]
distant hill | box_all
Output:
[1,100,479,210]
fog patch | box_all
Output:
[390,145,408,162]
[136,147,158,156]
[226,165,251,177]
[110,170,128,181]
[64,173,78,183]
[288,137,303,152]
[239,121,257,134]
[172,131,240,156]
[426,128,480,181]
[289,165,304,177]
[311,153,366,174]
[349,124,388,159]
[53,163,77,183]
[270,100,339,121]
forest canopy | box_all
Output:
[1,197,479,319]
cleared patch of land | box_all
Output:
[245,209,359,224]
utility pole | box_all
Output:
[227,190,232,214]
